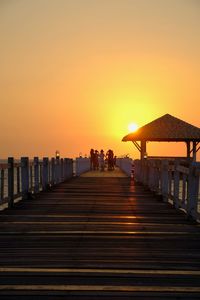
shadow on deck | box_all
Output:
[0,173,200,299]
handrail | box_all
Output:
[134,158,200,221]
[116,158,133,176]
[0,157,73,209]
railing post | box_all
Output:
[51,158,55,186]
[187,163,200,219]
[8,157,14,208]
[1,169,5,200]
[148,160,154,190]
[161,160,169,202]
[142,159,148,186]
[64,158,68,180]
[34,157,39,194]
[16,166,20,195]
[55,158,60,183]
[135,159,142,183]
[70,159,74,178]
[60,158,64,181]
[21,157,29,200]
[76,158,79,176]
[173,159,180,208]
[154,160,160,194]
[42,157,49,191]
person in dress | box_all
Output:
[99,149,105,171]
[90,149,95,170]
[106,149,114,171]
[94,150,99,170]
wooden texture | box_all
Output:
[0,175,200,299]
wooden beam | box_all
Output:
[141,140,147,160]
[186,141,190,159]
[196,142,200,153]
[132,141,141,152]
[192,141,197,162]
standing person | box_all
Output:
[110,150,114,170]
[90,149,94,170]
[107,149,114,171]
[94,150,99,170]
[99,149,105,171]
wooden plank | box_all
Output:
[0,176,200,299]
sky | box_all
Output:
[0,0,200,159]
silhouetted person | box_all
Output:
[107,149,114,171]
[99,149,105,171]
[90,149,95,170]
[94,150,99,170]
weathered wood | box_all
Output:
[42,158,49,191]
[60,158,64,182]
[55,158,60,184]
[0,169,4,200]
[0,176,200,298]
[64,158,68,180]
[34,157,39,194]
[173,159,180,208]
[161,160,168,202]
[21,157,29,200]
[16,166,20,194]
[51,157,56,185]
[187,164,199,219]
[8,157,14,208]
[135,158,200,221]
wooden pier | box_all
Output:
[0,168,200,299]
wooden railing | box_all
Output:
[116,158,133,176]
[134,158,200,221]
[75,157,90,176]
[0,157,73,208]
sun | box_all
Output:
[128,122,138,132]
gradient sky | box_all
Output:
[0,0,200,159]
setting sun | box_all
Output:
[128,123,139,132]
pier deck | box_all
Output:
[0,170,200,299]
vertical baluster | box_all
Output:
[34,157,39,194]
[1,169,4,201]
[21,157,29,200]
[168,167,172,198]
[56,158,60,184]
[161,160,169,202]
[51,158,55,186]
[65,158,70,180]
[182,173,187,205]
[60,158,64,181]
[70,159,73,178]
[48,159,51,185]
[173,159,180,208]
[39,161,42,190]
[42,157,49,191]
[17,166,20,194]
[30,165,33,191]
[187,163,199,219]
[8,157,14,208]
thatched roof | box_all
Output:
[122,114,200,142]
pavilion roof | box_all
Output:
[122,114,200,142]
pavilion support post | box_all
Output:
[141,140,146,160]
[186,141,190,161]
[192,141,197,162]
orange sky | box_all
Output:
[0,0,200,159]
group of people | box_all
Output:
[90,148,116,171]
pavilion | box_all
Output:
[122,114,200,161]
